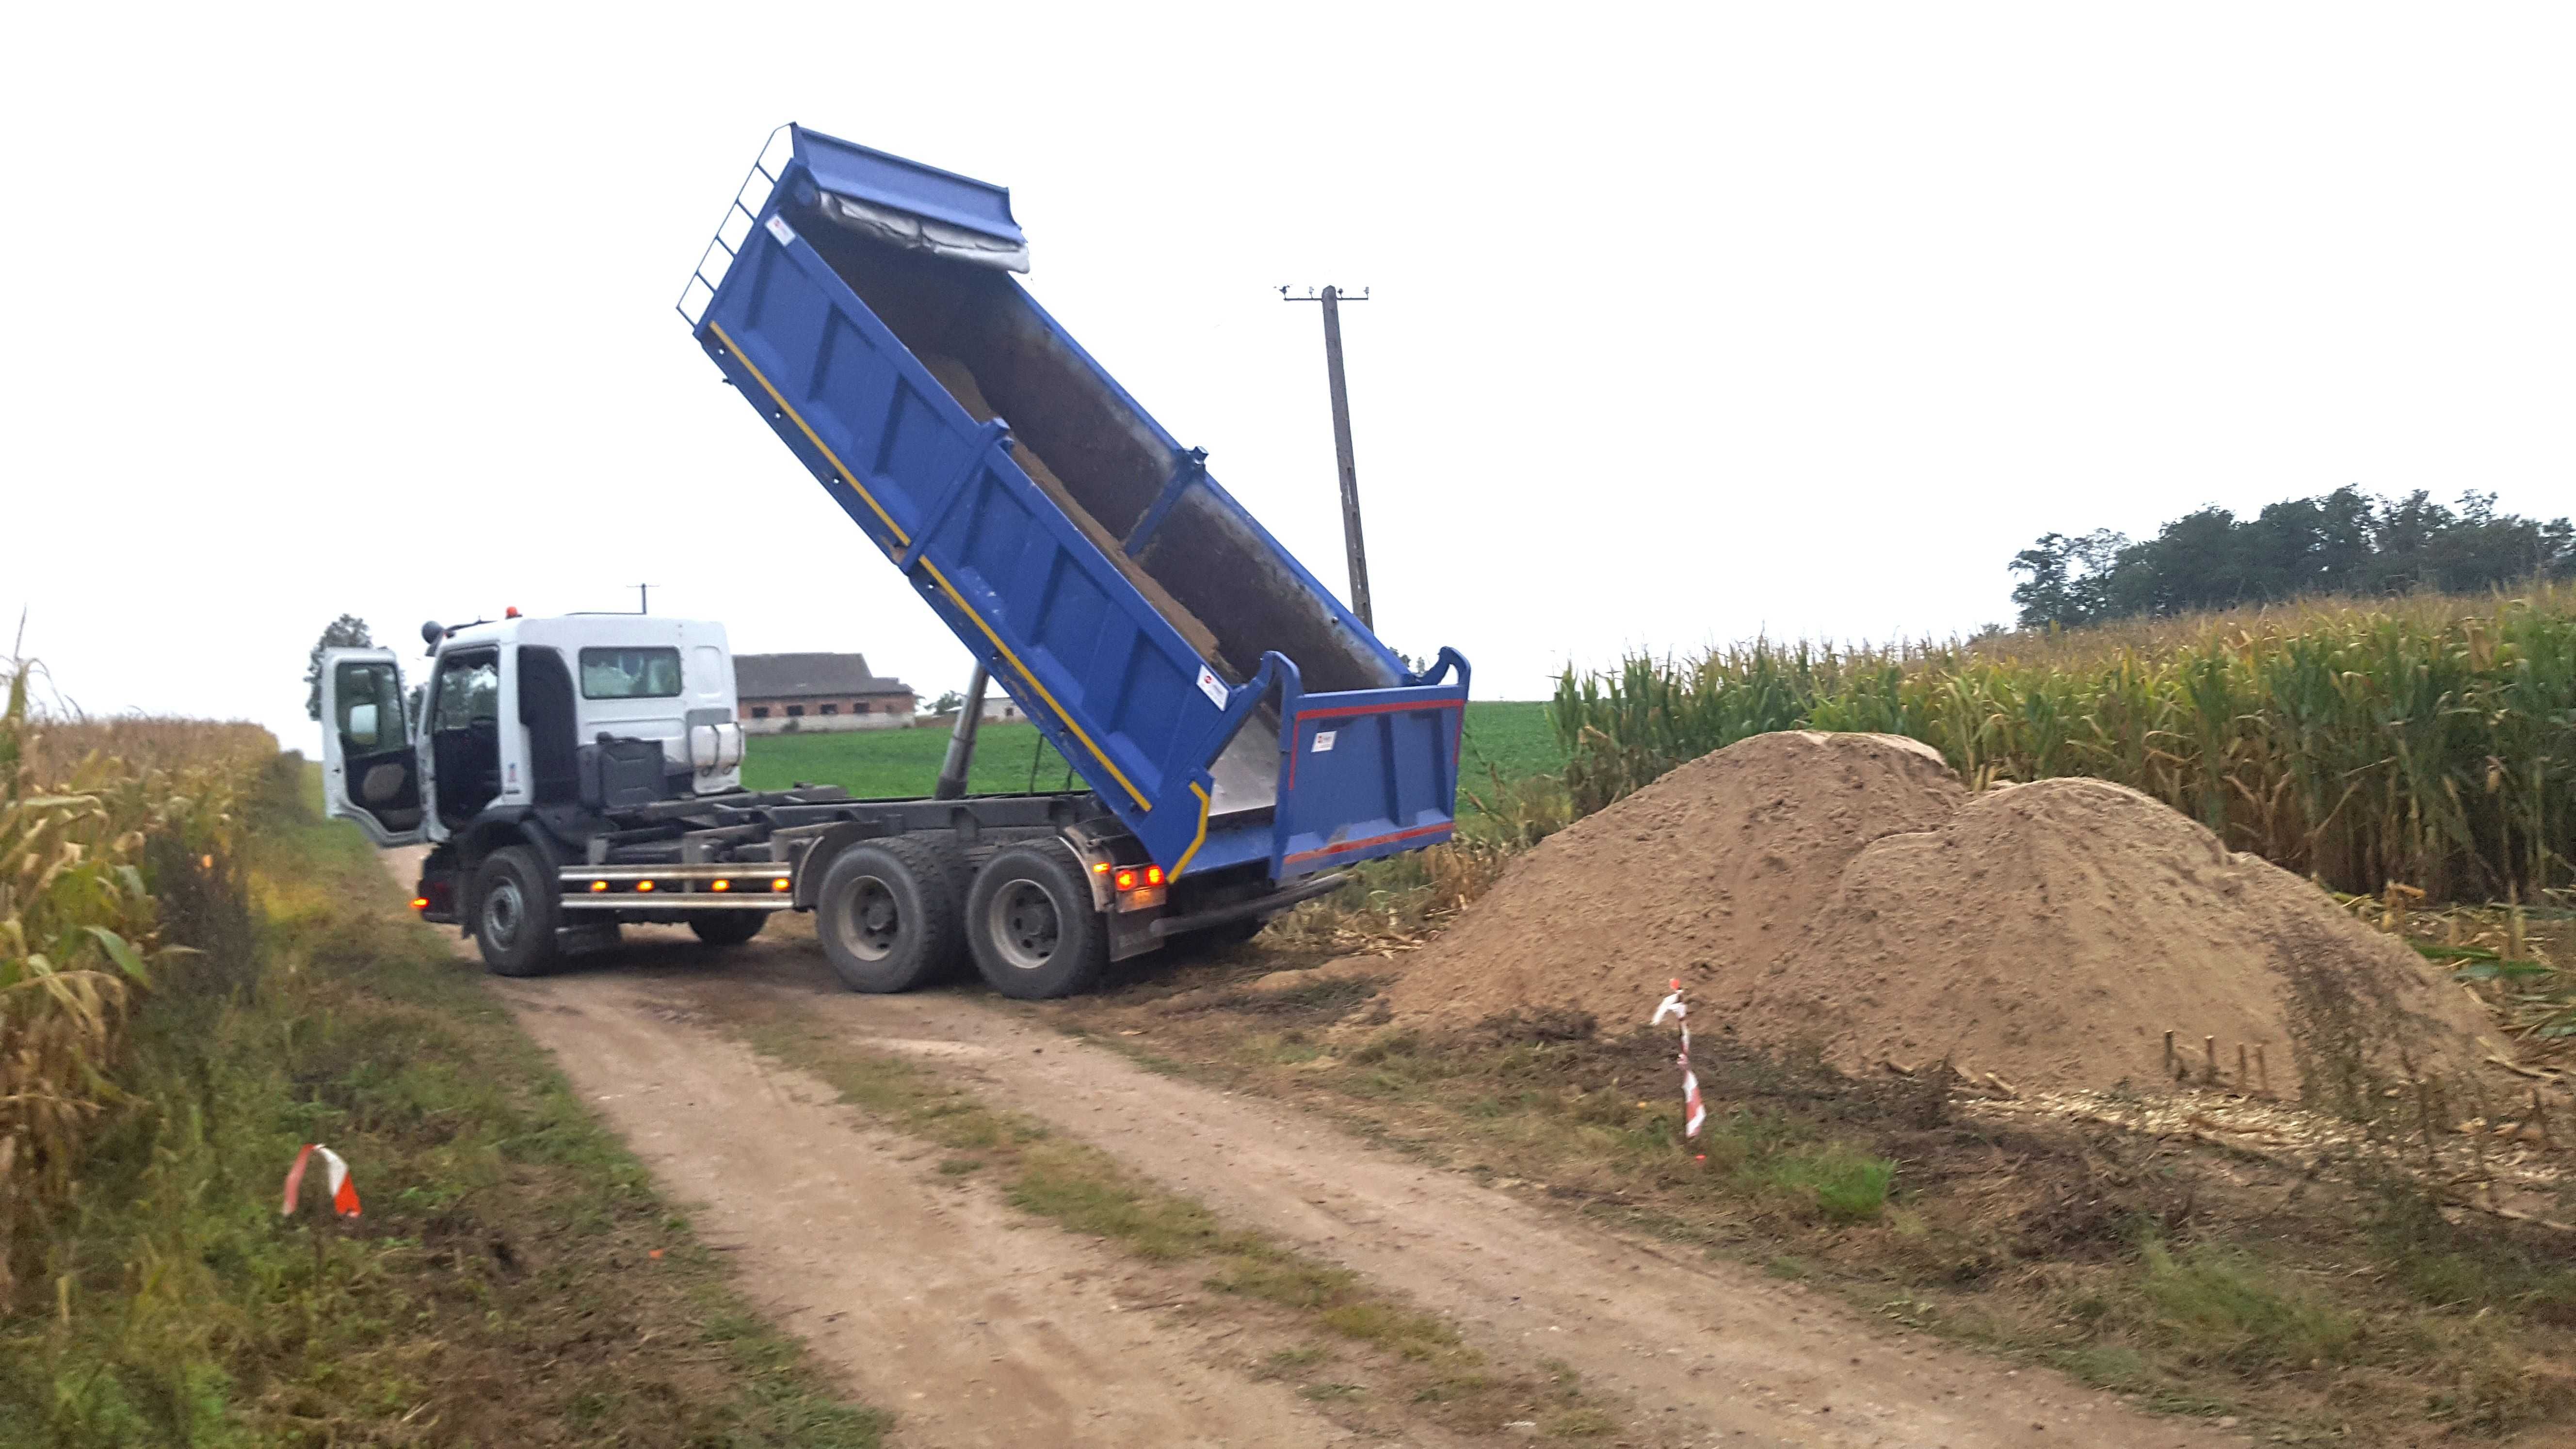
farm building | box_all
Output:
[932,693,1026,724]
[732,652,917,733]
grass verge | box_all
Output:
[719,1004,1625,1440]
[0,757,886,1447]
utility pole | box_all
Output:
[1282,285,1372,628]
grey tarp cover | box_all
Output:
[820,193,1031,273]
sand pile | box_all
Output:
[1385,732,1966,1026]
[1382,731,2494,1101]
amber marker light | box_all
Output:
[711,879,731,892]
[410,897,429,910]
[636,880,656,893]
[590,880,609,893]
[771,878,791,892]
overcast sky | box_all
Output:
[5,4,2569,749]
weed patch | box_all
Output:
[2135,1240,2357,1371]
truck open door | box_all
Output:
[321,647,424,847]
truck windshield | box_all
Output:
[580,647,683,699]
[431,655,499,730]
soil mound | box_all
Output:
[1381,733,2494,1101]
[1718,776,2493,1097]
[1379,731,1968,1028]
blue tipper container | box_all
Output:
[679,126,1470,883]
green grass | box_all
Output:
[0,757,885,1448]
[2135,1240,2358,1371]
[1758,1144,1896,1224]
[740,701,1565,814]
[1454,701,1563,789]
[740,719,1075,796]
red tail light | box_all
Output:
[1144,866,1164,886]
[1113,869,1138,890]
[410,897,429,910]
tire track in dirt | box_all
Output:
[389,852,1352,1449]
[494,976,1353,1448]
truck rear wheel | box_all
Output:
[689,912,767,947]
[964,843,1107,1000]
[473,845,563,977]
[815,839,961,993]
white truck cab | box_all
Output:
[322,614,745,851]
[322,614,761,974]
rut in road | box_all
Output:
[488,968,1377,1448]
[633,930,2230,1449]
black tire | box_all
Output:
[814,838,962,993]
[964,842,1108,1000]
[472,845,563,977]
[689,912,767,947]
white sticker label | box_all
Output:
[1312,730,1336,754]
[1195,665,1228,708]
[765,214,797,247]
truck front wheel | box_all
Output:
[472,845,564,977]
[815,839,961,993]
[964,843,1108,1000]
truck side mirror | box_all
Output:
[347,702,380,748]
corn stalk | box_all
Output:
[1554,584,2576,902]
[0,660,267,1298]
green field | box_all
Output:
[739,701,1563,800]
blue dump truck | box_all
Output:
[657,125,1471,997]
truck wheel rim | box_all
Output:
[836,876,900,962]
[484,877,525,949]
[987,879,1059,972]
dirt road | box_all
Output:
[394,853,2224,1447]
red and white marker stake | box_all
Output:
[1650,978,1707,1140]
[281,1143,362,1218]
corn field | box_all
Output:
[1553,585,2576,902]
[0,660,271,1298]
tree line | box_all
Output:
[2010,487,2575,629]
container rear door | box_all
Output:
[1269,683,1466,878]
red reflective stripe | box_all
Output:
[1287,696,1466,789]
[1282,821,1452,868]
[1293,697,1466,723]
